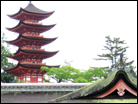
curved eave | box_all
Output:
[23,8,55,15]
[80,70,137,97]
[3,63,60,72]
[7,7,55,18]
[5,34,58,46]
[7,7,22,17]
[46,70,137,103]
[13,48,59,55]
[6,20,56,31]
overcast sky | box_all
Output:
[1,1,137,70]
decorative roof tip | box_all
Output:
[29,1,32,5]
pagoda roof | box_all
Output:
[3,62,60,76]
[47,70,137,103]
[6,34,58,47]
[3,62,60,71]
[8,48,59,61]
[7,2,54,21]
[6,21,56,34]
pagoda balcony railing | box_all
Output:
[20,62,46,65]
[24,21,42,25]
[23,34,43,38]
[21,47,45,51]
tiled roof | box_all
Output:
[24,2,54,14]
[46,70,137,103]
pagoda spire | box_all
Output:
[29,1,32,4]
[29,1,33,5]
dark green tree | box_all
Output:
[93,35,134,68]
[1,32,17,83]
[1,72,18,83]
[1,33,14,68]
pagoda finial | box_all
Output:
[29,1,33,5]
[29,1,32,4]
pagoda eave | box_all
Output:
[7,7,55,21]
[6,34,58,47]
[6,21,56,34]
[3,63,60,76]
[8,48,59,61]
[14,48,59,55]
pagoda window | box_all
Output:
[38,78,42,81]
[32,73,36,75]
[26,78,30,81]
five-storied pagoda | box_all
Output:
[3,1,60,83]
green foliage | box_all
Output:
[73,68,109,83]
[74,77,89,83]
[128,65,136,70]
[93,35,134,68]
[41,65,109,83]
[87,68,109,80]
[41,66,79,83]
[1,32,14,68]
[1,32,17,83]
[1,72,18,83]
[43,77,50,82]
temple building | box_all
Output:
[46,54,137,103]
[3,1,60,83]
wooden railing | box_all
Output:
[24,21,42,25]
[22,34,43,38]
[20,62,46,65]
[21,47,45,51]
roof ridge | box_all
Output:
[46,70,137,103]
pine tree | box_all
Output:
[93,35,134,68]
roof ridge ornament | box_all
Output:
[105,52,137,78]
